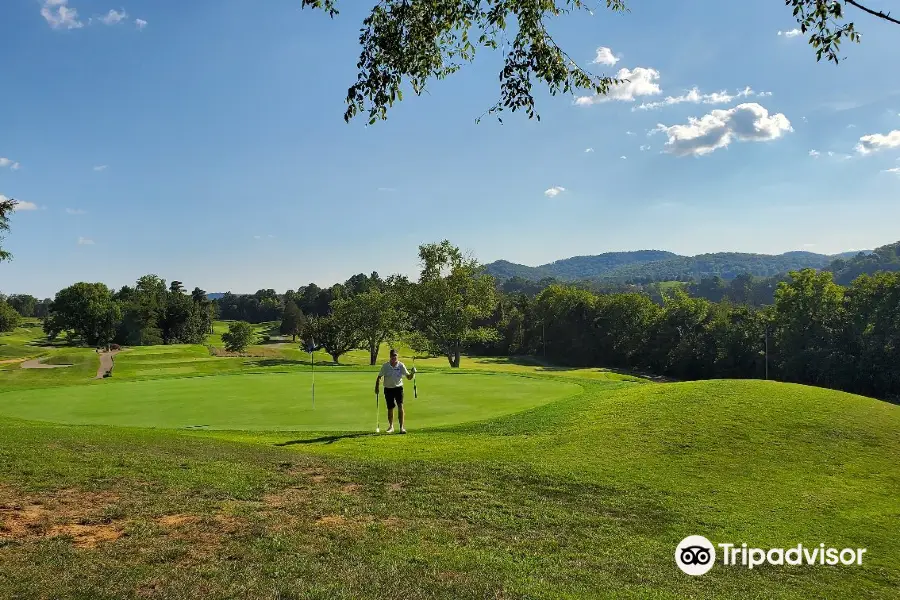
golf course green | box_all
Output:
[0,371,582,430]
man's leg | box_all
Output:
[386,389,396,432]
[397,387,405,433]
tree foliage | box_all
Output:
[280,300,305,341]
[44,283,122,347]
[406,240,498,367]
[302,0,895,124]
[221,320,255,353]
[0,196,16,262]
[0,301,20,333]
[304,313,361,363]
[338,286,403,365]
[5,294,37,318]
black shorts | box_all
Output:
[384,386,404,409]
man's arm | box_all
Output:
[405,364,416,380]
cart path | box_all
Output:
[95,349,122,379]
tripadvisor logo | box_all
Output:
[675,536,867,575]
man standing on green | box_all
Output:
[375,348,416,434]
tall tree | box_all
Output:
[280,300,305,341]
[301,0,893,124]
[43,282,122,346]
[407,240,497,367]
[304,313,361,364]
[0,301,20,333]
[338,287,403,365]
[772,269,847,388]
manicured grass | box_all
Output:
[1,322,898,598]
[0,320,48,359]
[0,379,897,599]
[0,371,581,431]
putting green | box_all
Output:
[0,371,581,431]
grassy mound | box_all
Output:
[1,375,897,598]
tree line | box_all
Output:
[469,269,900,402]
[39,277,216,348]
[6,239,899,401]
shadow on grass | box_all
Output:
[275,432,376,446]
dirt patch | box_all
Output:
[387,483,404,492]
[262,487,312,508]
[0,357,27,365]
[156,514,201,528]
[20,358,71,369]
[46,523,125,548]
[341,484,360,494]
[0,486,124,547]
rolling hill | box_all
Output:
[485,248,872,283]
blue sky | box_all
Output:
[2,0,900,297]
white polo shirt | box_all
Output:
[379,360,410,388]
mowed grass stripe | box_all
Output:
[0,371,582,431]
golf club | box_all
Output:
[375,389,380,433]
[413,355,418,398]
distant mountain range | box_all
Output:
[484,249,872,283]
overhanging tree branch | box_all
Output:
[846,0,900,25]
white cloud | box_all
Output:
[93,165,108,171]
[135,18,147,30]
[640,145,651,151]
[0,158,20,169]
[253,235,261,239]
[882,167,900,175]
[758,91,773,97]
[801,116,808,122]
[77,237,94,245]
[65,208,86,215]
[574,67,661,105]
[584,147,594,153]
[634,86,758,111]
[626,131,635,136]
[809,149,820,157]
[847,124,856,129]
[98,9,127,25]
[778,29,802,38]
[12,200,39,211]
[855,130,900,155]
[544,186,566,198]
[41,0,83,29]
[591,46,620,66]
[652,102,793,157]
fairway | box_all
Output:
[0,371,581,431]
